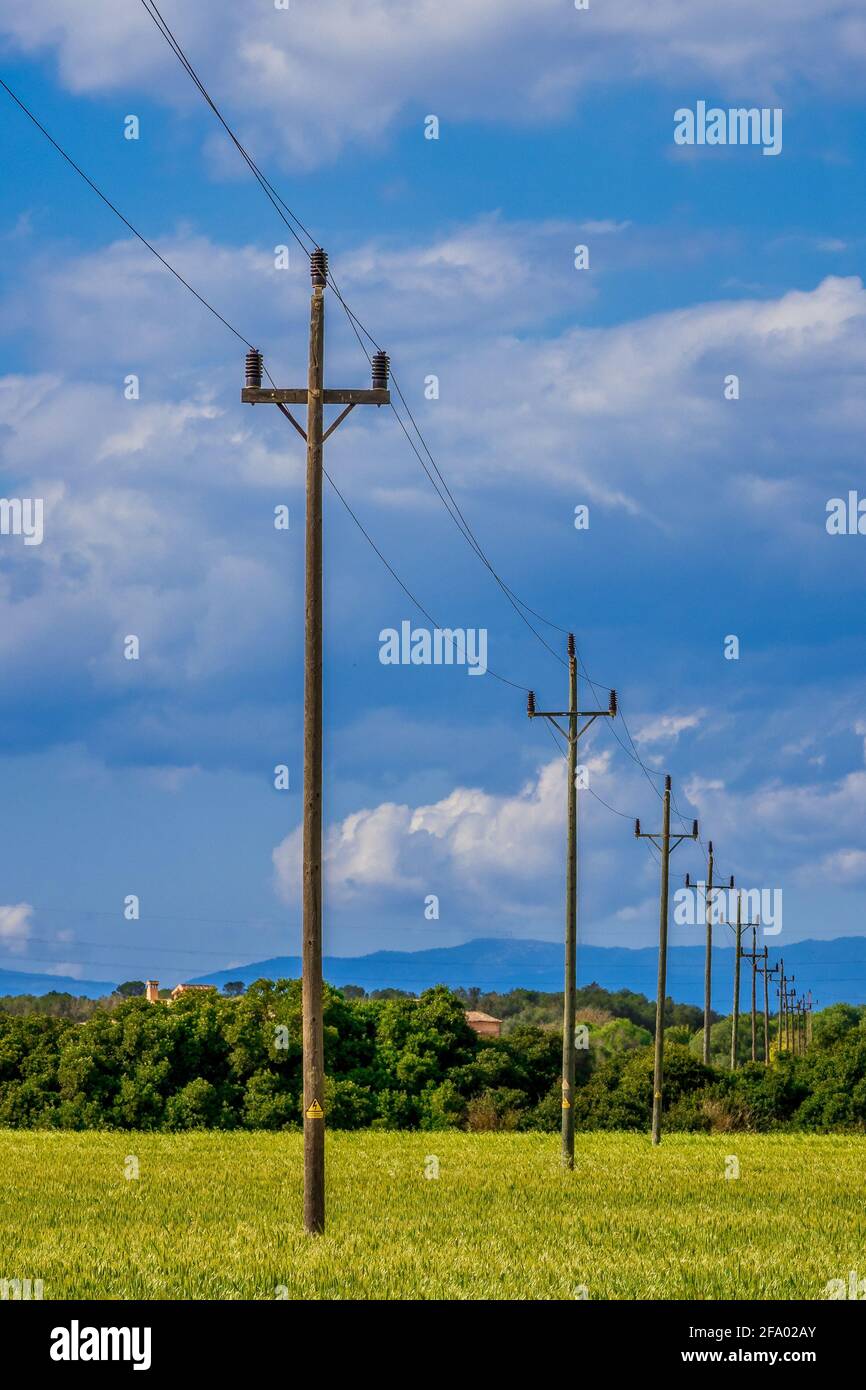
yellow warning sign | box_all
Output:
[561,1096,571,1108]
[305,1099,324,1119]
[654,1091,662,1100]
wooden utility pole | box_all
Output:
[779,975,796,1054]
[527,639,615,1169]
[751,928,757,1061]
[241,248,390,1234]
[758,953,779,1063]
[730,891,742,1070]
[740,924,763,1063]
[686,846,733,1064]
[731,898,760,1068]
[786,977,797,1054]
[635,778,698,1145]
[703,846,714,1064]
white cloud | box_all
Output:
[42,962,86,980]
[274,757,567,907]
[616,896,657,923]
[814,848,866,884]
[579,220,632,236]
[3,220,866,788]
[634,711,705,745]
[683,750,866,886]
[0,902,34,954]
[1,2,864,166]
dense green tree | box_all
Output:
[0,986,863,1134]
[689,1015,756,1068]
[591,1017,653,1062]
[810,1003,864,1050]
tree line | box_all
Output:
[0,981,864,1132]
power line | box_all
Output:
[139,0,315,258]
[5,37,738,887]
[0,921,490,956]
[1,20,734,851]
[540,717,635,822]
[0,77,255,350]
[537,716,661,893]
[134,0,591,681]
[136,3,544,697]
[385,391,567,666]
[0,76,539,697]
[323,466,529,692]
[586,785,637,822]
[130,0,731,840]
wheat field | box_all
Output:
[1,1130,864,1300]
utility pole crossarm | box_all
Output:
[636,823,698,853]
[241,259,391,446]
[527,686,617,739]
[242,386,390,406]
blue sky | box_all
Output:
[1,1,866,991]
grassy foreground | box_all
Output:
[1,1130,865,1299]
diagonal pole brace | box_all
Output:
[276,402,307,442]
[322,402,355,441]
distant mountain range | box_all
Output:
[1,936,863,1009]
[186,935,864,1011]
[0,967,117,1000]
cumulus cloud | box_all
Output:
[274,757,567,908]
[421,274,866,545]
[814,848,866,884]
[634,711,705,745]
[40,962,86,980]
[0,902,34,954]
[3,218,866,786]
[1,2,864,166]
[271,717,866,941]
[682,736,866,890]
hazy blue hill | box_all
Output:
[2,936,863,1009]
[0,969,116,999]
[184,935,866,1011]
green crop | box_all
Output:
[1,1130,864,1300]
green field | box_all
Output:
[1,1130,865,1299]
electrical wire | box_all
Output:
[134,0,584,679]
[130,0,740,856]
[139,0,315,258]
[0,76,537,697]
[6,26,747,921]
[321,466,530,692]
[0,77,255,349]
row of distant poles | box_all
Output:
[243,253,811,1234]
[528,670,698,1152]
[528,666,813,1157]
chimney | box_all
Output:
[145,980,159,1003]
